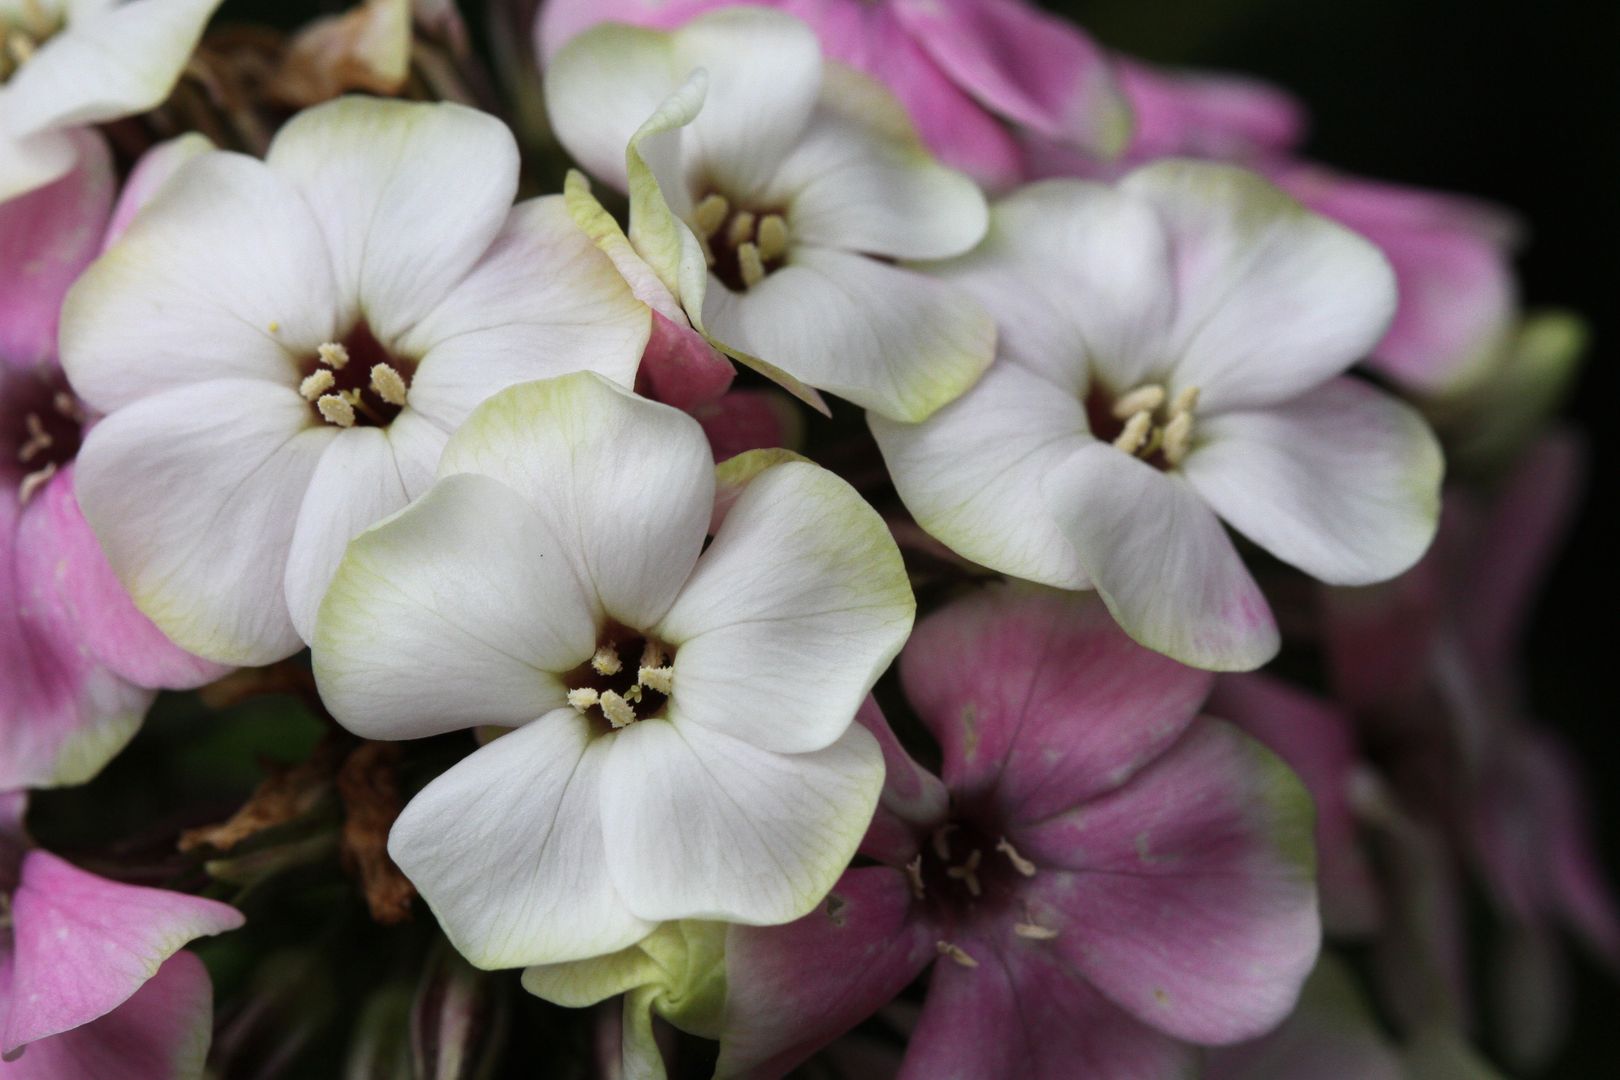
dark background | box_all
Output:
[197,1,1617,1074]
[1055,1,1619,1075]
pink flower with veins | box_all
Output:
[710,586,1319,1079]
[0,792,243,1077]
[534,0,1131,189]
[1,135,225,793]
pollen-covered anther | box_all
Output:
[946,849,983,897]
[756,214,788,262]
[693,194,730,237]
[1112,410,1152,454]
[16,413,50,463]
[317,393,356,428]
[1014,921,1060,940]
[17,461,55,504]
[995,837,1037,877]
[299,369,335,401]
[905,855,926,900]
[599,690,637,729]
[316,341,351,369]
[1161,411,1194,466]
[637,665,674,695]
[737,242,766,288]
[369,363,409,407]
[936,940,979,968]
[1111,383,1165,420]
[1169,385,1200,417]
[590,646,622,676]
[567,687,600,713]
[726,210,757,248]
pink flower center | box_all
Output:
[2,367,83,505]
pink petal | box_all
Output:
[898,930,1196,1079]
[1209,674,1382,936]
[2,479,152,791]
[899,584,1212,823]
[1115,59,1307,164]
[1017,719,1319,1044]
[853,697,948,864]
[636,311,734,411]
[718,867,936,1079]
[894,0,1128,158]
[0,952,215,1080]
[0,133,114,370]
[692,390,802,462]
[1317,567,1443,718]
[4,851,242,1051]
[534,0,729,59]
[17,465,227,690]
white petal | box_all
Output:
[870,360,1092,588]
[312,472,596,741]
[60,150,337,413]
[383,408,449,499]
[601,718,884,925]
[767,67,986,261]
[282,428,411,645]
[1123,161,1398,412]
[0,0,219,136]
[265,97,519,341]
[1183,377,1443,586]
[702,248,994,422]
[400,196,650,431]
[73,380,334,666]
[656,461,912,755]
[928,179,1175,395]
[388,710,653,967]
[435,374,713,631]
[1046,444,1279,671]
[0,127,78,203]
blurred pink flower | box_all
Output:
[0,792,242,1076]
[1,138,224,793]
[714,586,1319,1078]
[534,0,1130,188]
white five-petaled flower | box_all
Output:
[871,162,1444,671]
[543,6,996,422]
[0,0,221,201]
[310,372,910,968]
[60,95,651,666]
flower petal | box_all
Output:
[313,472,595,740]
[400,196,651,430]
[0,128,80,205]
[0,0,220,136]
[388,709,653,968]
[1018,719,1319,1044]
[601,718,883,925]
[901,584,1212,824]
[264,97,519,341]
[1123,161,1397,413]
[60,151,337,414]
[435,373,713,631]
[900,931,1198,1080]
[4,851,241,1052]
[283,428,411,645]
[870,360,1091,589]
[656,460,913,755]
[102,132,213,249]
[0,951,216,1080]
[703,248,994,422]
[1046,443,1279,671]
[854,698,948,862]
[1116,59,1307,164]
[72,380,335,666]
[0,132,112,369]
[1183,377,1443,586]
[717,867,937,1079]
[767,66,987,260]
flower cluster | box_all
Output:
[0,1,1608,1077]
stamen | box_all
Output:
[599,690,637,729]
[317,393,356,428]
[640,641,665,669]
[590,646,622,676]
[299,369,335,401]
[18,461,55,504]
[1014,922,1060,940]
[936,940,979,968]
[567,688,599,712]
[317,342,351,369]
[905,855,926,899]
[693,194,730,238]
[637,665,674,695]
[932,823,957,861]
[16,413,50,463]
[1161,412,1194,466]
[946,849,983,897]
[1111,383,1165,420]
[726,211,756,248]
[6,32,36,69]
[995,837,1037,877]
[1169,385,1200,417]
[369,363,409,407]
[52,391,84,421]
[1112,410,1151,453]
[756,214,788,262]
[737,242,766,288]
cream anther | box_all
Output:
[369,363,409,407]
[756,214,788,262]
[299,369,335,401]
[567,687,600,712]
[18,460,55,504]
[1161,412,1194,466]
[1112,410,1151,453]
[599,690,636,729]
[946,848,983,897]
[905,855,926,899]
[317,342,351,369]
[16,413,50,463]
[317,393,356,428]
[737,242,766,288]
[591,646,622,676]
[936,940,979,968]
[693,194,730,237]
[1169,385,1200,417]
[726,210,757,248]
[995,837,1037,877]
[1014,922,1059,940]
[1111,383,1165,420]
[638,665,674,695]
